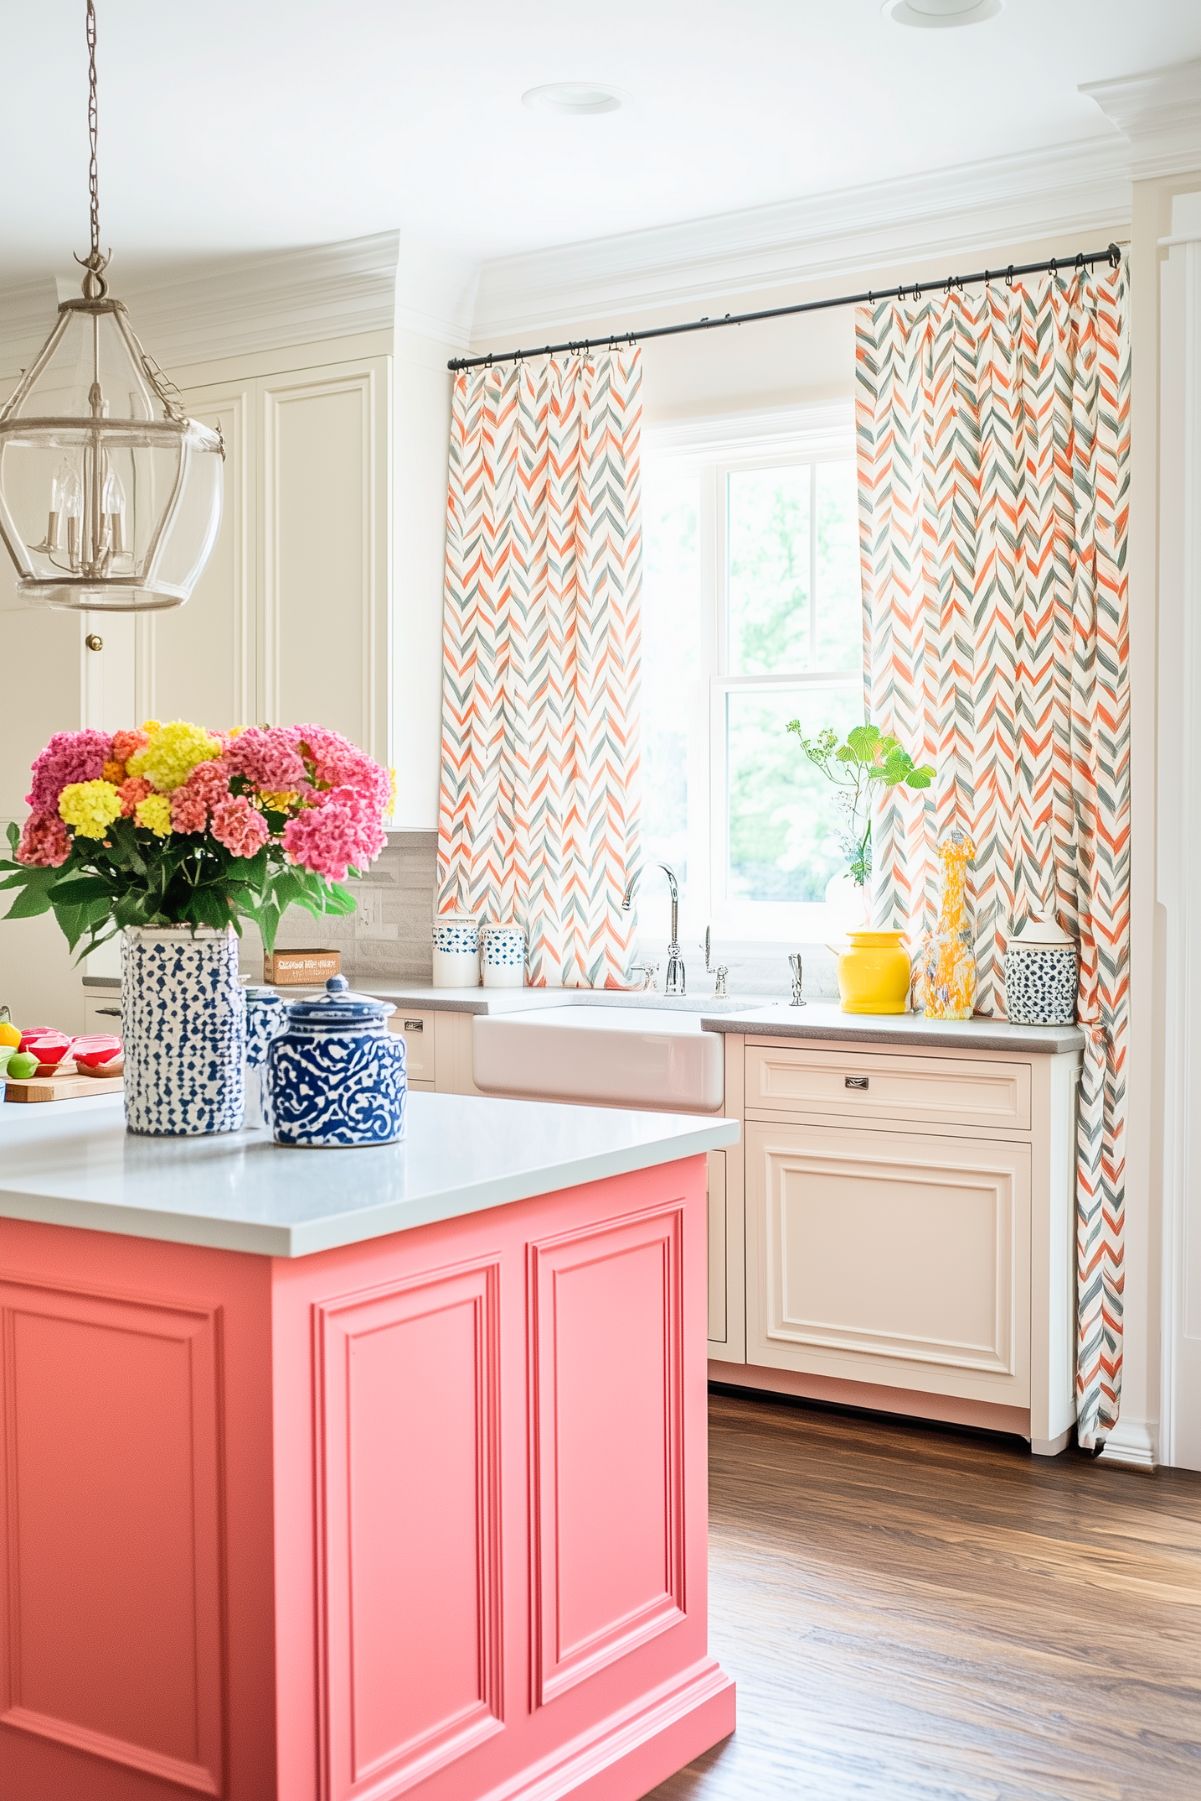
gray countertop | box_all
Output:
[85,975,1084,1053]
[697,999,1084,1054]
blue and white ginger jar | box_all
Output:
[267,976,407,1147]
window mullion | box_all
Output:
[809,460,818,670]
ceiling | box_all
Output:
[0,0,1198,289]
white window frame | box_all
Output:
[643,402,860,947]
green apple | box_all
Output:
[6,1050,39,1079]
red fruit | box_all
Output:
[18,1028,74,1072]
[72,1034,123,1070]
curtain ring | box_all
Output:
[1005,264,1014,288]
[911,282,922,301]
[1049,257,1058,279]
[897,283,905,302]
[983,268,990,286]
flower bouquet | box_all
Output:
[0,720,391,1135]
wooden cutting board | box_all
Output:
[5,1067,124,1103]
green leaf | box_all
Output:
[191,887,232,932]
[905,766,934,790]
[4,884,53,919]
[844,724,882,763]
[5,820,18,853]
[47,874,114,905]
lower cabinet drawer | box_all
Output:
[83,997,124,1033]
[745,1121,1031,1404]
[745,1040,1031,1132]
[389,1012,437,1084]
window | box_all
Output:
[640,407,863,944]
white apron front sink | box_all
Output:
[472,1005,725,1112]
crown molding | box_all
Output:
[1082,58,1201,182]
[471,135,1131,343]
[0,230,480,384]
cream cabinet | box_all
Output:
[137,353,392,761]
[745,1121,1030,1404]
[728,1034,1081,1455]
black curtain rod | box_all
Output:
[448,241,1123,373]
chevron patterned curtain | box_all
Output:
[436,349,643,988]
[854,263,1131,1449]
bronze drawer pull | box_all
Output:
[402,1019,424,1032]
[845,1075,869,1090]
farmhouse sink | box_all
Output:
[472,1005,726,1112]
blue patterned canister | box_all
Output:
[267,976,407,1147]
[244,986,286,1129]
[432,914,480,988]
[1003,914,1078,1026]
[121,926,245,1137]
[480,922,526,989]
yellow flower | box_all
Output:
[140,720,161,735]
[59,779,123,839]
[226,725,246,740]
[258,789,299,812]
[127,719,222,793]
[134,794,172,837]
[102,758,126,784]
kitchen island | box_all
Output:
[0,1091,738,1801]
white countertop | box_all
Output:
[0,1092,737,1258]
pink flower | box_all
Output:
[225,726,308,794]
[16,811,71,867]
[110,728,148,766]
[282,785,386,883]
[117,775,153,818]
[170,789,209,834]
[295,724,391,811]
[181,759,231,807]
[211,795,269,858]
[26,730,112,813]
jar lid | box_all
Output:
[282,975,395,1025]
[1009,913,1076,949]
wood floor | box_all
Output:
[651,1392,1201,1801]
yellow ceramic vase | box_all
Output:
[837,930,912,1015]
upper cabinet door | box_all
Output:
[258,358,391,765]
[143,384,254,734]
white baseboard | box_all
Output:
[1100,1418,1158,1469]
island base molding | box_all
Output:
[0,1153,733,1801]
[711,1363,1063,1449]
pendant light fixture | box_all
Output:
[0,0,223,612]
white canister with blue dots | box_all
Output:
[481,922,527,989]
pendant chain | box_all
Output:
[78,0,108,297]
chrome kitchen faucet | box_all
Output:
[621,864,686,996]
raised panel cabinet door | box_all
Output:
[258,359,391,766]
[745,1121,1031,1405]
[141,385,254,730]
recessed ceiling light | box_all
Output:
[521,82,626,116]
[883,0,1003,26]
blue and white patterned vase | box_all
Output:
[267,975,407,1148]
[481,922,526,989]
[121,925,245,1137]
[243,986,286,1129]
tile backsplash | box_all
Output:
[237,831,439,984]
[240,830,835,1002]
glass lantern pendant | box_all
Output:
[0,2,222,612]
